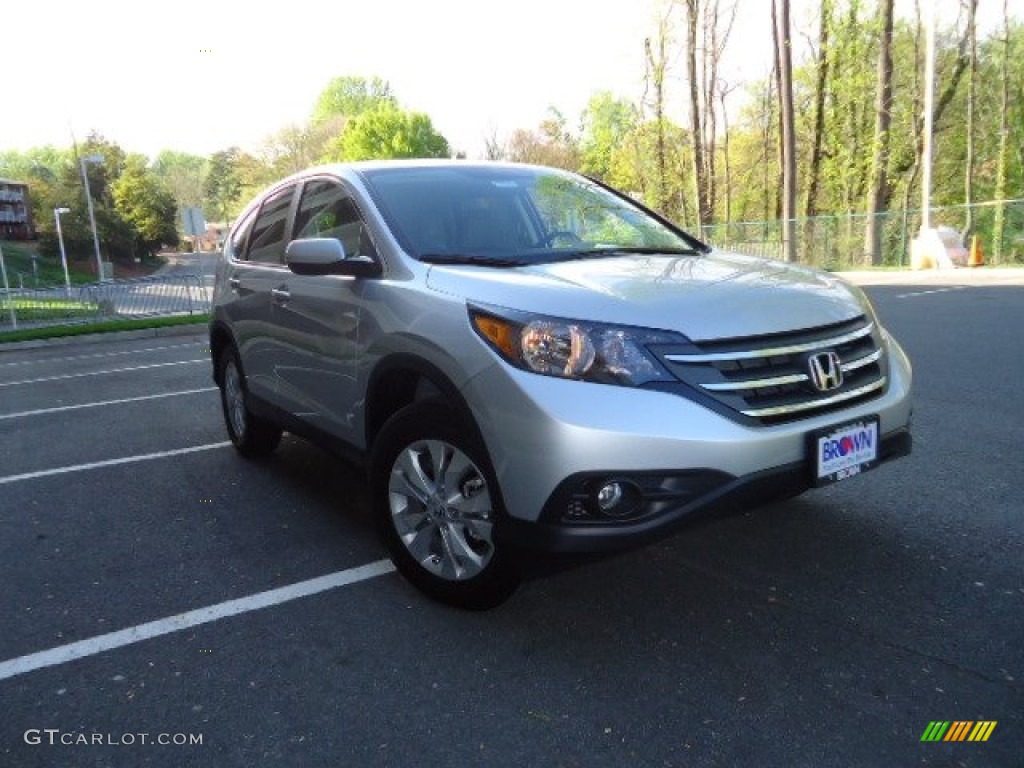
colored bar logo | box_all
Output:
[920,721,997,742]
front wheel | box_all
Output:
[370,400,519,609]
[217,347,283,458]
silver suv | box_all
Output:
[210,160,913,608]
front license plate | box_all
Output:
[811,416,880,486]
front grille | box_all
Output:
[653,316,888,425]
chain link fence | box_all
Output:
[700,199,1024,269]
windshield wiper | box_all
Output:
[419,253,528,268]
[540,246,701,263]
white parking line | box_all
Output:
[0,560,396,681]
[0,387,218,421]
[0,442,232,486]
[895,286,968,299]
[0,359,206,388]
[0,343,198,369]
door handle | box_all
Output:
[271,288,291,303]
[228,277,241,290]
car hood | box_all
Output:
[425,250,868,341]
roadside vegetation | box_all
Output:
[0,313,209,345]
[0,240,97,289]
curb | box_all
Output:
[0,323,208,352]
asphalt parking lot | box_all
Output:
[1,273,1021,767]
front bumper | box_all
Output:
[460,336,913,553]
[497,427,911,554]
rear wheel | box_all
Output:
[370,399,519,609]
[218,347,282,457]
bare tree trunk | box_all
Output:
[992,0,1010,263]
[644,16,671,215]
[963,0,978,238]
[773,0,797,262]
[704,2,718,221]
[718,81,737,225]
[761,81,776,221]
[682,0,735,227]
[863,0,895,266]
[805,0,831,221]
[770,8,783,221]
[684,0,707,226]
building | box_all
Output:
[0,178,34,240]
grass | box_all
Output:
[0,313,209,344]
[0,240,98,287]
[0,296,100,322]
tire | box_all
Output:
[370,399,519,610]
[218,346,283,458]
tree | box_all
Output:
[962,0,978,239]
[261,118,347,176]
[681,0,735,228]
[772,0,797,262]
[152,150,206,210]
[805,0,832,219]
[112,155,179,256]
[204,148,243,226]
[642,11,672,215]
[311,76,397,125]
[320,105,450,162]
[863,0,895,265]
[991,3,1013,262]
[579,92,637,181]
[505,109,580,170]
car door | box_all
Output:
[228,184,297,408]
[270,177,378,444]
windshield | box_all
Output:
[359,165,705,266]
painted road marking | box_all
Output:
[0,560,396,681]
[0,343,197,369]
[0,359,206,388]
[0,442,232,486]
[0,387,218,420]
[896,286,968,299]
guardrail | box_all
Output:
[0,273,211,331]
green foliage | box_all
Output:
[606,119,693,223]
[0,313,210,344]
[152,150,207,209]
[4,133,178,268]
[579,92,638,181]
[0,295,100,321]
[311,76,397,124]
[0,240,92,287]
[321,106,450,162]
[112,155,179,254]
[203,148,244,223]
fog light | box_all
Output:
[596,482,624,512]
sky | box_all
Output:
[2,0,667,159]
[1,0,989,163]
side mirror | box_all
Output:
[285,237,381,277]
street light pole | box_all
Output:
[79,154,104,281]
[54,207,72,294]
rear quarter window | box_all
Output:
[246,185,296,264]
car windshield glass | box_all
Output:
[360,165,704,266]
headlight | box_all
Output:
[469,306,679,386]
